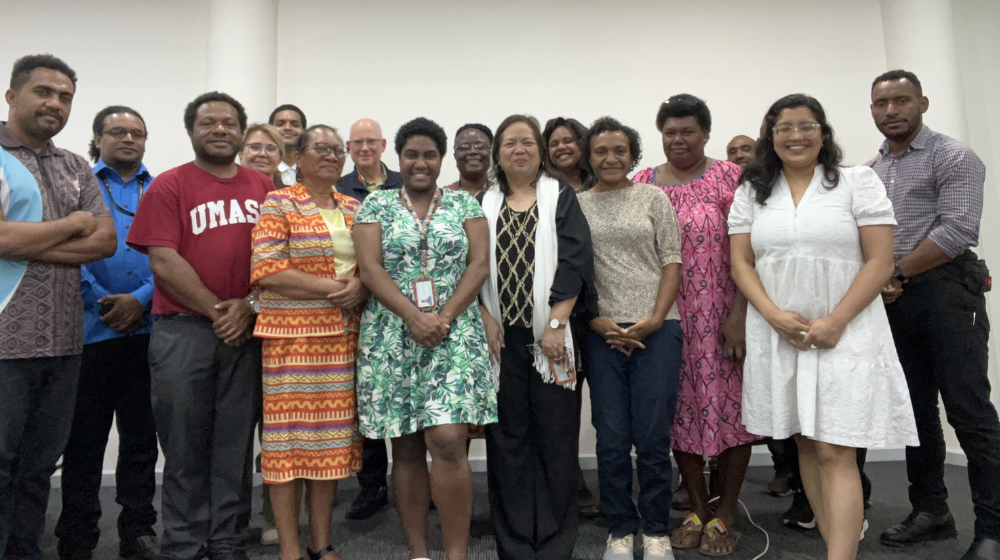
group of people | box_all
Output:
[0,51,998,560]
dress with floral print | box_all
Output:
[355,188,497,439]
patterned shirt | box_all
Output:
[496,201,537,328]
[867,125,985,260]
[0,123,112,359]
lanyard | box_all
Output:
[399,187,442,271]
[99,174,146,217]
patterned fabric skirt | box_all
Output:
[261,335,363,484]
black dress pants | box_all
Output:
[357,439,388,492]
[886,264,1000,540]
[56,335,158,553]
[486,326,580,560]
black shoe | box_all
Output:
[961,537,1000,560]
[782,489,817,530]
[880,511,958,547]
[119,535,158,560]
[346,484,388,520]
[57,542,93,560]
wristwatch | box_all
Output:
[245,291,261,314]
[549,318,567,330]
[892,264,906,282]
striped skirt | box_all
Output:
[261,335,363,484]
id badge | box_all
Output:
[413,275,438,311]
[551,352,577,386]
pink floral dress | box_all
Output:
[632,161,761,456]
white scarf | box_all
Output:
[480,174,576,390]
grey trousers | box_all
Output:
[0,355,81,560]
[149,316,261,560]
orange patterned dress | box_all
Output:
[251,184,364,483]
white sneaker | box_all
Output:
[260,526,279,546]
[642,534,675,559]
[603,534,634,560]
[860,518,870,541]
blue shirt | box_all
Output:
[81,161,155,344]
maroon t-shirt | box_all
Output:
[126,162,273,316]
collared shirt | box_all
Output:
[0,122,112,359]
[278,161,297,186]
[358,162,387,192]
[336,162,403,202]
[81,160,155,344]
[868,125,986,260]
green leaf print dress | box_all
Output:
[355,188,497,439]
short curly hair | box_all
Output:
[183,91,247,133]
[581,117,643,173]
[10,54,76,91]
[395,117,447,156]
[454,123,493,145]
[88,105,146,163]
[655,93,711,132]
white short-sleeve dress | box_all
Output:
[728,165,919,449]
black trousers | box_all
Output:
[0,355,81,560]
[357,439,388,491]
[886,265,1000,540]
[486,326,580,560]
[149,317,261,560]
[55,335,158,553]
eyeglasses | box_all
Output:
[311,144,348,158]
[103,127,147,139]
[348,138,383,150]
[772,123,822,139]
[245,142,280,155]
[456,142,489,153]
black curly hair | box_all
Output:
[183,91,247,133]
[10,54,76,90]
[581,116,643,174]
[656,93,711,132]
[88,105,146,163]
[395,117,447,156]
[740,93,843,205]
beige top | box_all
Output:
[577,182,682,323]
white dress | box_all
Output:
[728,166,919,449]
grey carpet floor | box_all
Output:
[41,462,976,559]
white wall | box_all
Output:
[1,0,994,473]
[949,0,1000,459]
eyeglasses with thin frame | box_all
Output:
[456,142,489,153]
[772,123,822,139]
[245,142,280,155]
[103,127,147,140]
[310,144,348,158]
[348,138,383,150]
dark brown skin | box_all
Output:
[870,78,949,304]
[355,133,489,560]
[726,135,756,169]
[2,68,117,265]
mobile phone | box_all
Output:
[100,301,115,316]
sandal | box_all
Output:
[700,518,741,557]
[670,513,704,549]
[306,545,338,560]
